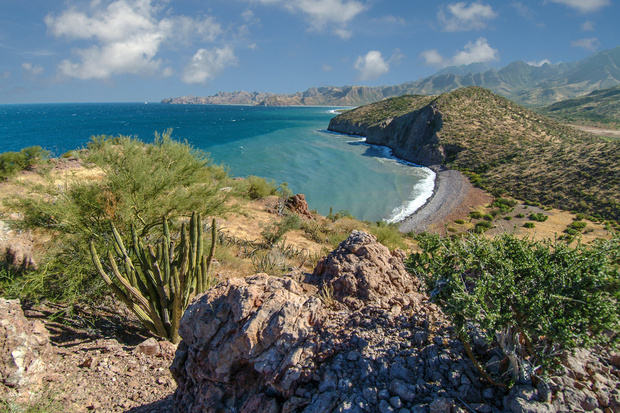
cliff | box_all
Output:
[328,87,620,221]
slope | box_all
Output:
[328,87,620,221]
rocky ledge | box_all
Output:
[170,231,620,413]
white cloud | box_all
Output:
[322,63,333,72]
[571,37,601,52]
[581,20,595,31]
[421,37,499,68]
[526,59,552,67]
[246,0,366,38]
[2,70,12,80]
[438,2,497,32]
[547,0,610,13]
[182,46,237,84]
[355,50,389,81]
[21,63,45,76]
[372,15,406,25]
[45,0,224,80]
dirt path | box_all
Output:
[572,125,620,138]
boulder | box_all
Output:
[0,298,53,389]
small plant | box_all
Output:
[523,222,535,229]
[469,211,483,219]
[570,221,587,231]
[482,214,493,221]
[529,213,548,222]
[261,213,301,247]
[474,221,492,233]
[245,175,279,199]
[516,213,525,219]
[492,198,517,214]
[0,146,49,180]
[454,219,466,225]
[89,212,217,344]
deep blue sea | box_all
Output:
[0,102,434,222]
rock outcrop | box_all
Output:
[0,299,53,390]
[327,104,446,167]
[171,231,620,412]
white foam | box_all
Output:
[386,168,436,224]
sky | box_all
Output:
[0,0,618,103]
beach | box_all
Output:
[397,167,492,234]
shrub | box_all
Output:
[516,213,525,219]
[523,222,535,229]
[474,221,492,233]
[482,214,493,221]
[469,211,483,219]
[570,221,587,230]
[407,233,620,386]
[529,213,548,222]
[454,219,466,225]
[369,221,407,250]
[492,197,517,213]
[246,175,279,199]
[0,146,49,180]
[261,213,301,246]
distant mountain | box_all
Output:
[536,85,620,128]
[162,46,620,107]
[328,87,620,220]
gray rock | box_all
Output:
[428,397,452,413]
[389,379,417,402]
[390,396,403,409]
[379,399,396,413]
[379,389,391,400]
[363,386,378,405]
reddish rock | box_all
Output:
[286,194,313,219]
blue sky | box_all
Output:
[0,0,618,103]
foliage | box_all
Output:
[523,222,535,229]
[244,175,279,200]
[327,208,355,222]
[89,213,217,344]
[261,213,301,246]
[407,233,620,385]
[474,221,492,233]
[469,211,483,219]
[528,213,548,222]
[368,221,407,250]
[492,198,517,214]
[9,133,230,302]
[0,146,49,180]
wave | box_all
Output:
[386,169,436,224]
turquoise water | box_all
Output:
[0,103,434,222]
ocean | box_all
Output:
[0,102,434,222]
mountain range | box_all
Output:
[162,46,620,108]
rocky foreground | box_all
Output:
[170,231,620,413]
[2,231,620,412]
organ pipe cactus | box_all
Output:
[89,212,217,344]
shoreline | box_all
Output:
[397,166,490,234]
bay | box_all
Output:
[0,102,434,222]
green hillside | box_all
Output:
[536,85,620,128]
[330,87,620,221]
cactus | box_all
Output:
[89,212,217,344]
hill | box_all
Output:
[328,87,620,221]
[536,85,620,128]
[162,46,620,107]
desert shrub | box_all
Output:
[327,208,355,222]
[10,132,231,302]
[407,233,620,386]
[523,222,535,229]
[574,213,586,221]
[369,221,407,250]
[0,146,49,180]
[529,213,548,222]
[492,197,517,213]
[454,219,466,225]
[469,211,483,219]
[474,221,492,233]
[569,221,588,232]
[482,214,493,221]
[516,213,525,219]
[245,175,279,199]
[261,213,301,246]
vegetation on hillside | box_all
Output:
[0,146,49,180]
[333,86,620,221]
[536,85,620,129]
[408,232,620,385]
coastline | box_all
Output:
[397,166,492,234]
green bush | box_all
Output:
[492,197,517,213]
[516,213,525,219]
[261,213,301,246]
[482,214,493,221]
[523,222,535,229]
[454,219,466,225]
[570,221,588,231]
[245,175,279,199]
[469,211,483,219]
[407,233,620,386]
[529,213,548,222]
[0,146,49,180]
[369,221,407,250]
[10,132,231,303]
[474,221,492,233]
